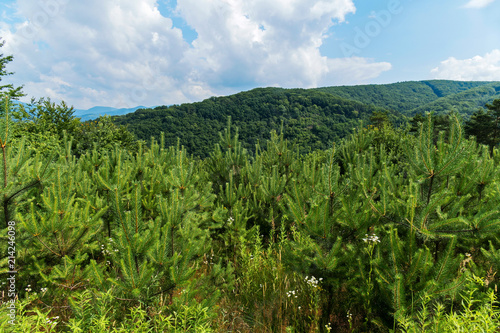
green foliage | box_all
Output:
[317,81,441,113]
[14,98,79,136]
[89,139,216,304]
[0,292,61,332]
[111,80,500,159]
[409,82,500,117]
[0,39,24,100]
[398,275,500,332]
[0,289,215,332]
[465,99,500,153]
[0,98,47,228]
[11,99,139,157]
[2,91,500,332]
[112,87,397,157]
[317,80,497,115]
[73,115,141,156]
[370,110,391,128]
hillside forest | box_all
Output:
[112,80,500,157]
[2,43,500,332]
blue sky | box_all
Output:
[1,0,499,109]
[324,0,500,83]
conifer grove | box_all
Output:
[2,42,500,333]
[1,95,500,332]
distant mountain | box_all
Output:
[407,82,500,116]
[9,102,149,121]
[111,80,500,157]
[112,87,399,157]
[315,80,499,115]
[74,106,149,121]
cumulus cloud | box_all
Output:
[431,50,500,81]
[1,0,392,108]
[178,0,387,88]
[2,0,194,108]
[463,0,496,8]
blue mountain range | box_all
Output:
[11,102,148,121]
[73,106,148,121]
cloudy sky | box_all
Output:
[1,0,499,109]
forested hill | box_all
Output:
[112,88,398,157]
[408,81,500,116]
[112,80,500,157]
[316,80,500,114]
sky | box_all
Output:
[0,0,500,109]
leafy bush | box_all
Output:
[1,101,500,332]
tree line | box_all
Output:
[1,39,500,332]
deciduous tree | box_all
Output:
[0,38,24,99]
[465,99,500,153]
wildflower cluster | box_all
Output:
[203,252,215,265]
[46,316,59,325]
[461,253,473,272]
[100,238,119,256]
[347,311,353,329]
[325,322,332,332]
[362,233,380,244]
[304,275,323,289]
[227,216,234,225]
[25,284,32,292]
[286,290,298,298]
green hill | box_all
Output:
[408,82,500,116]
[315,80,497,114]
[112,87,398,157]
[112,80,500,157]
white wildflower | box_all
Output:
[363,233,380,244]
[305,275,321,288]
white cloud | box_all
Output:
[463,0,496,8]
[178,0,389,88]
[2,0,194,108]
[431,50,500,81]
[0,0,392,108]
[325,57,392,83]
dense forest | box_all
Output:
[111,88,402,157]
[316,80,500,114]
[2,97,500,332]
[2,44,500,332]
[112,80,500,157]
